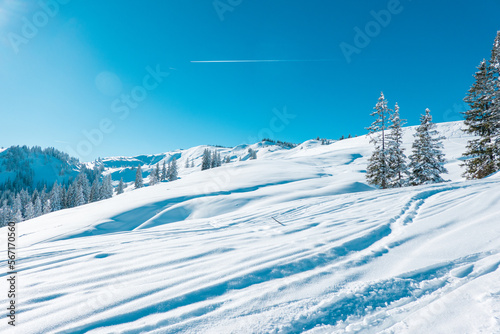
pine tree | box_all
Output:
[201,149,211,170]
[24,201,35,220]
[155,163,160,182]
[74,183,85,206]
[185,158,190,168]
[150,164,158,186]
[43,200,51,214]
[169,158,178,181]
[100,175,113,199]
[135,165,144,189]
[89,177,100,202]
[409,108,448,185]
[489,31,500,151]
[366,92,391,188]
[211,150,218,168]
[462,31,500,178]
[386,103,409,187]
[77,172,90,203]
[12,194,23,222]
[33,196,42,216]
[462,60,498,179]
[190,160,194,168]
[116,178,125,195]
[50,181,62,211]
[161,161,167,181]
[224,155,231,163]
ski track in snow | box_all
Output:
[1,122,500,333]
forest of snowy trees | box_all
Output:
[366,31,500,188]
[365,93,448,188]
[0,146,114,226]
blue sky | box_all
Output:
[0,0,499,161]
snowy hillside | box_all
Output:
[2,121,500,333]
[0,146,80,187]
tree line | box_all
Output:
[366,30,500,187]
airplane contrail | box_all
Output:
[190,59,337,63]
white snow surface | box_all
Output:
[2,121,500,333]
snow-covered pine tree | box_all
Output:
[201,149,211,170]
[462,60,498,179]
[150,164,158,186]
[116,178,125,195]
[169,158,178,181]
[166,161,172,180]
[50,181,62,211]
[89,177,100,202]
[77,171,90,203]
[386,103,409,187]
[185,158,190,168]
[135,165,144,189]
[216,151,222,166]
[74,183,85,206]
[24,201,35,220]
[155,163,160,182]
[366,92,391,188]
[409,108,448,185]
[60,186,67,209]
[224,155,231,163]
[12,194,23,222]
[100,175,113,199]
[161,161,167,181]
[211,150,218,168]
[490,31,500,151]
[33,194,42,216]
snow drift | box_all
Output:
[1,121,499,333]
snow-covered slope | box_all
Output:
[2,121,500,333]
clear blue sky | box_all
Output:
[0,0,499,161]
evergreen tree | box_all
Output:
[150,165,159,186]
[185,158,190,168]
[161,161,167,181]
[100,175,113,199]
[12,194,23,222]
[43,200,51,214]
[116,178,125,195]
[77,172,90,203]
[166,161,172,180]
[169,158,178,181]
[135,165,144,189]
[74,183,85,206]
[462,31,500,178]
[24,201,35,220]
[366,92,391,188]
[386,103,409,187]
[191,160,194,168]
[33,196,42,216]
[60,186,67,209]
[89,178,100,202]
[211,150,218,168]
[224,155,231,163]
[155,163,160,182]
[50,181,62,211]
[201,149,211,170]
[409,109,448,185]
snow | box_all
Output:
[1,121,500,333]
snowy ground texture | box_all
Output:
[1,121,500,333]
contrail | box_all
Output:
[190,59,337,63]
